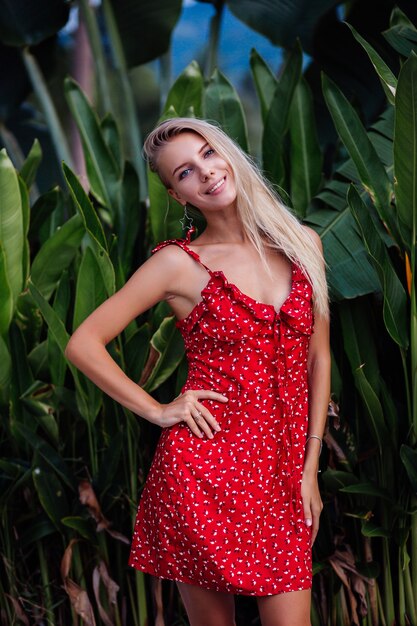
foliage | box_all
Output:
[0,2,417,625]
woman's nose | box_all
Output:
[200,167,214,181]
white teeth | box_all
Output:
[207,178,225,194]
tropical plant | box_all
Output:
[1,2,417,626]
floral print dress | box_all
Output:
[129,230,314,595]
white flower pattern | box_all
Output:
[129,230,314,596]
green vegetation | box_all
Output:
[0,1,416,624]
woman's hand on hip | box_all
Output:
[153,390,228,439]
[301,471,323,545]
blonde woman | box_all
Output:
[65,118,330,626]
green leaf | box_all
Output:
[339,301,392,451]
[64,78,121,210]
[0,1,70,47]
[32,465,69,530]
[0,149,24,303]
[28,280,77,382]
[61,516,97,543]
[0,241,13,335]
[288,78,322,217]
[101,114,122,173]
[394,52,417,244]
[321,469,359,492]
[262,41,302,187]
[14,421,75,491]
[249,49,277,122]
[340,482,393,502]
[48,271,71,386]
[63,164,115,297]
[225,0,337,50]
[20,139,42,188]
[143,316,185,393]
[164,61,203,118]
[117,162,141,274]
[348,185,409,349]
[347,24,397,105]
[361,520,391,538]
[95,432,123,497]
[30,215,85,300]
[73,247,107,330]
[204,69,248,152]
[125,323,151,382]
[322,74,395,236]
[383,24,417,58]
[148,169,183,244]
[0,335,12,405]
[400,445,417,494]
[109,0,182,67]
[20,516,56,548]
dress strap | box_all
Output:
[151,227,213,276]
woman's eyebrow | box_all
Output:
[172,143,209,176]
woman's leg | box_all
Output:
[176,581,236,626]
[256,589,311,626]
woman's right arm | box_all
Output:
[64,246,226,438]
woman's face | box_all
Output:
[157,132,237,214]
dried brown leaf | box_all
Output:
[64,579,96,626]
[138,345,158,387]
[78,480,130,544]
[5,595,29,626]
[93,566,114,626]
[61,538,78,579]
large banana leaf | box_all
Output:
[249,49,277,123]
[30,215,84,300]
[108,0,182,67]
[288,78,322,217]
[0,149,24,304]
[262,42,302,187]
[164,61,204,118]
[394,52,417,247]
[225,0,338,50]
[305,107,395,300]
[204,69,248,151]
[348,185,408,349]
[322,74,396,239]
[63,164,115,298]
[65,78,121,212]
[0,0,69,46]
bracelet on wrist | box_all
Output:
[305,435,323,455]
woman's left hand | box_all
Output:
[301,471,323,545]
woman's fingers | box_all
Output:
[179,390,226,439]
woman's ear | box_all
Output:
[167,188,186,206]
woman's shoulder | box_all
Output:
[300,225,323,251]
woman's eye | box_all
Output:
[204,148,215,157]
[179,168,191,180]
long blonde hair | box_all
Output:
[143,117,329,319]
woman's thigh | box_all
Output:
[256,589,311,626]
[176,581,236,626]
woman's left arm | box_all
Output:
[301,232,331,545]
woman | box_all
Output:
[65,117,330,626]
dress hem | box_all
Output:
[128,561,312,597]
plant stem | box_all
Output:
[101,0,147,200]
[410,501,417,615]
[399,549,406,626]
[404,554,417,624]
[37,540,56,626]
[0,123,25,170]
[78,0,112,115]
[382,539,395,625]
[206,2,224,78]
[21,47,74,170]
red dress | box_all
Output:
[129,231,314,595]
